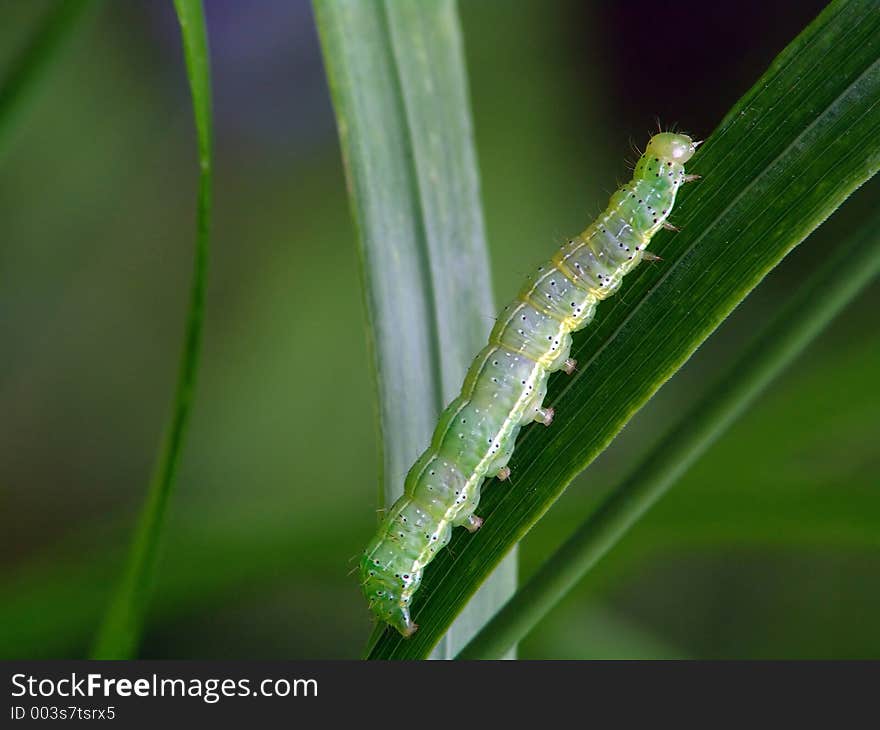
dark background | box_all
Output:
[1,0,877,659]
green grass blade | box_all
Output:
[368,0,880,659]
[312,0,516,658]
[458,209,880,659]
[0,0,95,158]
[90,0,213,659]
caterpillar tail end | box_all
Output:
[369,594,419,638]
[389,608,418,638]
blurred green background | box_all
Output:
[1,0,877,659]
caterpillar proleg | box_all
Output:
[361,132,699,637]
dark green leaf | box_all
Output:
[458,206,880,659]
[368,0,880,659]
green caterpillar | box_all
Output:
[361,132,699,637]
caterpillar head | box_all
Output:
[646,132,697,163]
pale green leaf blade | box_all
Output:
[312,0,515,657]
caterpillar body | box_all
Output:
[361,132,699,637]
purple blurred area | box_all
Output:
[145,0,334,152]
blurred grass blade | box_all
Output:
[313,0,516,658]
[458,210,880,659]
[90,0,213,659]
[369,0,880,659]
[0,0,95,158]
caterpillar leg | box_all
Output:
[642,251,663,262]
[534,406,554,426]
[464,514,484,533]
[662,222,680,232]
[683,174,701,184]
[496,465,511,481]
[562,358,577,375]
